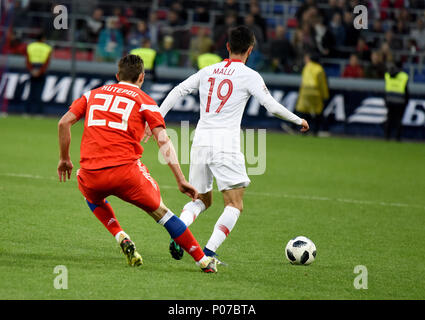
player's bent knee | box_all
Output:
[148,200,169,222]
[222,189,244,212]
[198,192,212,209]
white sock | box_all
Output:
[114,231,129,243]
[180,199,206,227]
[205,206,240,253]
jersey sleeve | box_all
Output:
[139,95,166,130]
[247,72,302,125]
[159,70,202,117]
[69,91,90,120]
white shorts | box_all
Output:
[189,146,251,194]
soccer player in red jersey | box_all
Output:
[57,54,218,272]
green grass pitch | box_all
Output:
[1,115,424,299]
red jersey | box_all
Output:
[69,81,165,170]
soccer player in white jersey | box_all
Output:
[145,26,309,262]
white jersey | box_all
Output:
[160,59,302,151]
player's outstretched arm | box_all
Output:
[248,72,309,132]
[260,94,309,132]
[142,89,179,143]
[57,111,78,182]
[160,72,201,118]
[151,126,198,200]
[143,72,201,143]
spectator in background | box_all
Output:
[384,60,409,141]
[269,25,294,73]
[380,41,394,64]
[364,50,386,79]
[95,17,124,62]
[407,39,418,53]
[244,13,264,48]
[295,52,329,135]
[356,37,371,61]
[156,35,180,67]
[244,13,264,70]
[393,19,410,36]
[301,22,317,53]
[249,2,267,42]
[342,10,360,47]
[130,38,157,81]
[127,20,150,52]
[25,32,52,116]
[329,12,345,47]
[410,19,425,50]
[342,53,364,78]
[370,19,385,48]
[11,0,31,28]
[325,0,343,22]
[166,10,183,29]
[299,4,319,28]
[291,28,306,73]
[127,1,147,20]
[86,8,104,43]
[291,26,315,73]
[380,0,405,21]
[396,8,412,29]
[196,45,222,70]
[371,19,385,34]
[336,0,348,11]
[148,11,160,50]
[312,14,334,58]
[189,27,214,67]
[112,7,131,38]
[214,11,237,58]
[296,0,318,24]
[407,39,418,64]
[193,0,211,23]
[170,1,188,24]
[4,31,27,55]
[161,10,188,50]
[222,0,239,13]
[384,30,403,51]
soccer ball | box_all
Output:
[285,236,317,265]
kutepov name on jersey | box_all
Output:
[168,303,256,317]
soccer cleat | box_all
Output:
[199,256,218,273]
[119,235,143,267]
[203,247,228,266]
[169,239,184,260]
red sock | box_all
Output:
[90,200,123,237]
[174,228,205,262]
[158,211,206,262]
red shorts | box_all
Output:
[77,160,161,212]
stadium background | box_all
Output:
[1,0,425,139]
[1,0,425,301]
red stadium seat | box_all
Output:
[53,48,71,60]
[53,48,93,61]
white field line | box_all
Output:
[1,172,424,211]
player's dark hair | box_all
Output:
[118,54,144,83]
[228,26,255,54]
